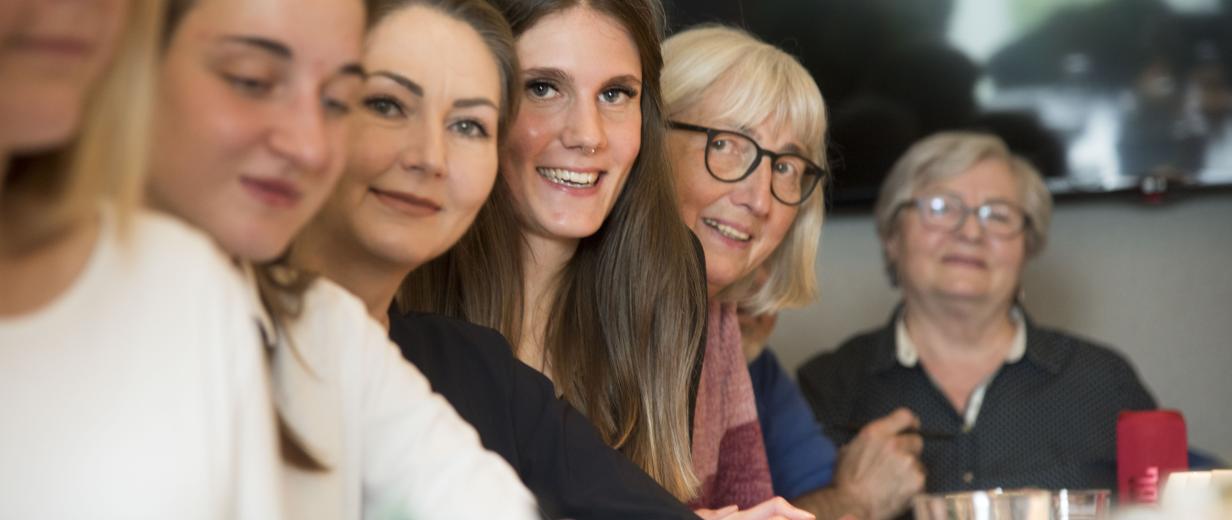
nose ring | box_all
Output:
[582,146,597,156]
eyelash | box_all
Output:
[323,98,350,116]
[450,119,490,139]
[223,74,273,97]
[525,80,560,100]
[600,86,638,104]
[362,95,405,118]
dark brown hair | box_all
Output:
[399,0,706,500]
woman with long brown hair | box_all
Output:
[400,0,708,503]
[292,1,701,515]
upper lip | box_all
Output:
[241,176,302,200]
[703,216,755,236]
[370,187,441,211]
[538,166,605,174]
[941,253,986,265]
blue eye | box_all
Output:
[599,86,636,104]
[526,81,559,100]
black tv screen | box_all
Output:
[665,0,1232,206]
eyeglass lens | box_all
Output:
[916,194,1025,237]
[705,130,819,204]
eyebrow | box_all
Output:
[607,74,642,87]
[337,63,365,79]
[455,98,498,110]
[369,70,423,97]
[221,35,292,59]
[522,67,570,84]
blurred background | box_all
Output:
[665,0,1232,462]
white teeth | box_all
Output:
[703,218,751,242]
[537,167,599,188]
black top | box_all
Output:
[797,308,1157,496]
[388,309,697,520]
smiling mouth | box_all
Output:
[537,167,600,188]
[702,217,751,242]
[942,255,987,268]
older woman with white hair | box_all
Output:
[798,131,1157,495]
[664,25,924,520]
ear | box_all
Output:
[883,233,902,264]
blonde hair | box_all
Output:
[873,131,1054,284]
[3,0,163,246]
[662,25,829,314]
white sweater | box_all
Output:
[274,278,538,520]
[0,209,282,519]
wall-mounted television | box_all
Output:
[665,0,1232,207]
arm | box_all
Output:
[357,319,538,519]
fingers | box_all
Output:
[695,505,739,519]
[863,408,919,437]
[733,497,815,520]
[895,432,924,456]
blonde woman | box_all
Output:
[0,1,280,517]
[663,26,924,519]
[145,0,536,517]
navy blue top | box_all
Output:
[798,308,1157,496]
[748,349,837,500]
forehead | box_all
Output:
[365,7,500,100]
[181,0,362,69]
[920,158,1021,203]
[687,85,806,153]
[515,7,640,81]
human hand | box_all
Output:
[832,408,925,519]
[695,497,816,520]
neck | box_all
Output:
[291,220,408,330]
[902,293,1016,358]
[517,232,577,375]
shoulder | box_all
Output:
[1026,323,1142,377]
[388,311,516,392]
[797,323,891,385]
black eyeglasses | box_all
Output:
[898,194,1030,238]
[668,121,826,206]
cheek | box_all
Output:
[504,109,556,175]
[451,149,499,218]
[760,208,798,255]
[610,117,642,173]
[347,126,400,185]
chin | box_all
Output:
[221,229,292,263]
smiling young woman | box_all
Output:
[400,0,709,503]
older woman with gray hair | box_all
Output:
[664,25,924,520]
[798,131,1157,495]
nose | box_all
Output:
[955,209,986,242]
[560,97,606,155]
[401,113,446,178]
[730,155,773,217]
[268,94,331,174]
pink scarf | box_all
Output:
[688,299,774,509]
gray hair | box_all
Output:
[873,131,1053,285]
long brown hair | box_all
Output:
[399,0,706,500]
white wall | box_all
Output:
[770,191,1232,462]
